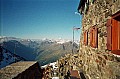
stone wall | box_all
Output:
[41,65,53,79]
[57,54,81,78]
[79,0,120,79]
[57,0,120,79]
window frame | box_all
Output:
[106,11,120,55]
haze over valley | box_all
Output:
[0,36,79,68]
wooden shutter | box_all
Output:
[92,28,95,47]
[90,27,98,48]
[112,19,119,50]
[111,19,120,55]
[86,31,88,45]
[90,28,93,47]
[118,21,120,50]
[84,31,86,45]
[93,27,98,48]
[106,19,112,50]
[107,11,120,55]
[84,31,88,45]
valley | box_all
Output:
[0,37,79,68]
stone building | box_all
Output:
[77,0,120,79]
[57,0,120,79]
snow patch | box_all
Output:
[0,46,25,68]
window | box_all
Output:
[83,30,88,45]
[90,26,98,48]
[106,11,120,55]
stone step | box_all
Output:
[70,70,80,79]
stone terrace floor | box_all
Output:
[0,61,37,79]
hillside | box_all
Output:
[2,40,37,60]
[0,37,79,66]
[35,41,78,65]
[0,46,26,68]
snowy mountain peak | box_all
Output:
[56,39,71,44]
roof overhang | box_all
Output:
[77,0,86,14]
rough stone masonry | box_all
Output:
[57,0,120,79]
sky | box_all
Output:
[1,0,82,40]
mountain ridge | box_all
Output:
[0,46,26,68]
[0,36,79,67]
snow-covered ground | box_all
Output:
[41,62,59,79]
[41,62,58,70]
[49,62,58,70]
[0,46,25,68]
[0,49,14,68]
[41,64,48,69]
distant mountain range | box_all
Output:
[0,36,79,67]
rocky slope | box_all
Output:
[0,46,26,68]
